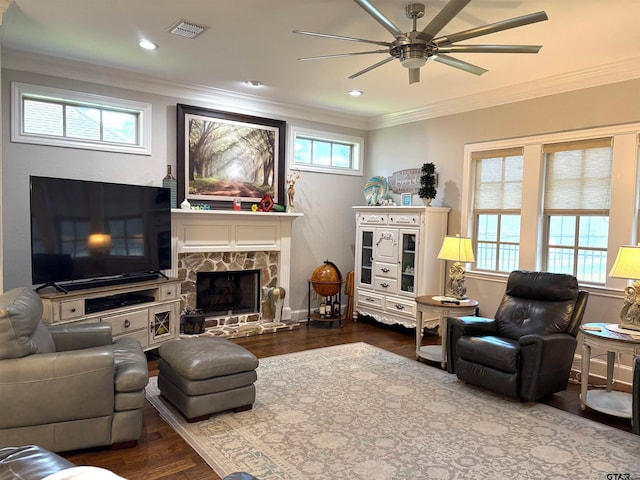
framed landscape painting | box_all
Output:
[177,104,286,209]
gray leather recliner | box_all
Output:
[447,270,588,401]
[0,287,149,452]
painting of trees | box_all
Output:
[176,104,286,208]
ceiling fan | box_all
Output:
[293,0,548,84]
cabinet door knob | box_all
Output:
[365,297,375,302]
[381,282,389,288]
[381,267,390,273]
[70,308,76,313]
[394,304,405,310]
[124,319,130,328]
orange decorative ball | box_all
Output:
[311,261,342,296]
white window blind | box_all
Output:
[472,148,524,211]
[543,138,613,213]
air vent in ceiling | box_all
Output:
[167,20,208,39]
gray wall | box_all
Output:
[1,68,367,318]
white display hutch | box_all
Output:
[353,206,449,328]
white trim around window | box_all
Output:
[11,82,152,155]
[289,125,364,176]
[461,122,640,290]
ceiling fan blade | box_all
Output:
[432,54,488,75]
[417,0,471,42]
[299,50,389,61]
[348,56,395,79]
[352,0,405,38]
[408,68,420,84]
[293,30,391,47]
[437,44,542,54]
[435,11,548,46]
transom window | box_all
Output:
[290,126,363,176]
[11,82,152,155]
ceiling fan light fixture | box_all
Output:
[401,57,426,68]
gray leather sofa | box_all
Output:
[0,445,259,480]
[0,287,149,452]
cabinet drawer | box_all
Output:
[159,283,178,301]
[374,277,398,293]
[102,309,148,336]
[385,296,416,317]
[388,214,420,225]
[59,299,84,321]
[374,263,398,278]
[358,214,388,225]
[356,290,384,308]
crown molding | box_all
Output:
[3,49,639,132]
[1,49,370,130]
[368,56,640,130]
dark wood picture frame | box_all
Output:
[177,104,286,209]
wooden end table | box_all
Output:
[415,295,478,368]
[579,322,640,419]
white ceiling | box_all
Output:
[1,0,640,126]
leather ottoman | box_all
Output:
[158,337,259,422]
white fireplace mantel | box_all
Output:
[169,209,303,320]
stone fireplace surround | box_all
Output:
[168,209,302,337]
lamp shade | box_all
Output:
[437,235,475,263]
[609,244,640,279]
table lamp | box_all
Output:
[608,244,640,331]
[437,235,475,300]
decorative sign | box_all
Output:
[387,168,421,194]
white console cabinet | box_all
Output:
[353,206,449,328]
[38,278,181,351]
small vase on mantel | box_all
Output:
[422,197,433,206]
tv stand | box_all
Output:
[38,277,181,351]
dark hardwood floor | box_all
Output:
[63,318,634,479]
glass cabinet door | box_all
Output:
[400,231,417,294]
[359,230,373,286]
[149,303,177,342]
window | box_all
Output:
[290,126,363,176]
[463,123,639,289]
[472,148,523,273]
[11,82,152,155]
[543,138,612,283]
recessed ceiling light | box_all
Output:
[244,80,263,87]
[348,90,363,97]
[138,39,158,50]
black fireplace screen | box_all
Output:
[196,269,260,316]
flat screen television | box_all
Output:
[30,176,172,291]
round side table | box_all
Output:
[415,295,479,368]
[579,322,640,419]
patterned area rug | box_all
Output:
[145,342,640,480]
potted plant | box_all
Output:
[418,162,437,205]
